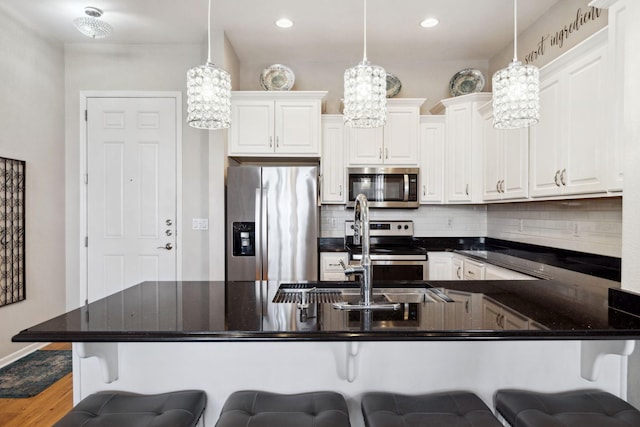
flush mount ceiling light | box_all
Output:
[343,0,387,128]
[492,0,540,129]
[419,17,439,28]
[275,18,294,28]
[186,0,232,130]
[73,6,113,39]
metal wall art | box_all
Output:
[1,157,25,307]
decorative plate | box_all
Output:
[386,73,402,98]
[449,68,486,97]
[260,64,295,91]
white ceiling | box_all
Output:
[2,0,560,64]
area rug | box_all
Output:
[0,350,71,398]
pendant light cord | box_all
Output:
[513,0,518,62]
[207,0,212,64]
[362,0,368,62]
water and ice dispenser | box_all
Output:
[232,222,255,256]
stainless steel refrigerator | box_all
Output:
[226,166,318,284]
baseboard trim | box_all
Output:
[0,342,50,369]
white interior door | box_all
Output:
[86,97,177,302]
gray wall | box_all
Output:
[0,5,66,360]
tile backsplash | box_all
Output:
[320,197,622,258]
[487,198,622,257]
[320,205,488,238]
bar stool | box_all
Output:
[53,390,206,427]
[361,391,503,427]
[215,390,351,427]
[494,389,640,426]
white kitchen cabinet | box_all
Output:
[463,258,485,280]
[452,255,465,280]
[431,93,492,203]
[483,298,529,330]
[348,98,425,166]
[529,30,610,198]
[485,264,535,280]
[419,116,445,203]
[320,252,349,281]
[228,91,326,157]
[427,252,452,280]
[320,115,346,204]
[480,102,529,202]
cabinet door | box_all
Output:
[229,100,275,155]
[445,103,473,202]
[452,256,464,280]
[384,108,419,165]
[427,253,452,280]
[563,45,608,195]
[320,116,346,203]
[275,100,320,155]
[419,117,445,203]
[482,112,502,201]
[347,126,384,165]
[529,72,563,198]
[501,127,529,200]
[320,252,349,281]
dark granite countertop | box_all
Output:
[12,279,640,342]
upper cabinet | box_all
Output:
[419,115,445,204]
[228,91,327,157]
[432,93,492,203]
[348,98,425,166]
[480,102,529,202]
[529,29,611,198]
[320,115,346,204]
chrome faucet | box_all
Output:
[343,193,373,305]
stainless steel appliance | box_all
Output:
[226,166,318,283]
[345,220,428,281]
[346,167,419,208]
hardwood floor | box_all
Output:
[0,343,73,427]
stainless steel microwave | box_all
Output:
[346,167,419,208]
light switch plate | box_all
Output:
[192,218,209,230]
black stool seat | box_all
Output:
[361,391,502,427]
[495,389,640,427]
[215,390,350,427]
[53,390,206,427]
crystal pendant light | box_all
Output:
[73,7,113,39]
[343,0,387,128]
[492,0,539,129]
[187,0,231,130]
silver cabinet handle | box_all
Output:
[385,148,389,159]
[269,136,273,148]
[560,169,566,186]
[379,148,383,160]
[456,266,462,279]
[465,184,469,196]
[554,170,561,187]
[339,184,342,196]
[157,243,173,250]
[496,181,500,192]
[276,136,279,148]
[423,185,426,197]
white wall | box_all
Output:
[64,43,211,308]
[0,6,66,360]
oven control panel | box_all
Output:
[345,221,414,237]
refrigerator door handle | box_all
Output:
[255,189,262,281]
[261,189,269,280]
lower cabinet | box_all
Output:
[483,299,529,330]
[320,252,349,281]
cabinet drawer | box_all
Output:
[463,259,485,280]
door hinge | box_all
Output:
[84,236,88,247]
[84,109,88,121]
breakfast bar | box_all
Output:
[13,279,640,427]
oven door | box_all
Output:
[371,260,428,281]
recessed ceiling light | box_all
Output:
[275,18,294,29]
[420,17,439,28]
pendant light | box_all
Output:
[343,0,387,128]
[492,0,539,129]
[73,6,113,39]
[187,0,231,130]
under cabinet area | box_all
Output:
[228,91,326,157]
[529,29,610,198]
[348,98,425,166]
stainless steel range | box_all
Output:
[345,220,428,281]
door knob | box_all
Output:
[157,243,173,250]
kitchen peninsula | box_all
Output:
[13,278,640,427]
